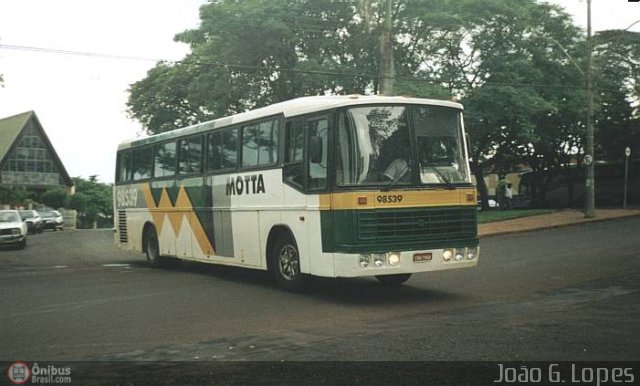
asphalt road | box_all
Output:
[1,218,639,364]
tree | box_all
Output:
[41,189,70,210]
[67,176,113,229]
[126,0,636,208]
[592,30,640,162]
[0,185,28,208]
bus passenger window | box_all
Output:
[117,151,133,182]
[178,136,203,175]
[307,117,328,190]
[154,142,177,177]
[242,119,279,167]
[132,147,153,180]
[284,120,304,188]
[207,129,238,171]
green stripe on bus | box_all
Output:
[321,206,478,254]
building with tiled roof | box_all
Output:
[0,111,74,195]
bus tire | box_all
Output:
[375,273,411,286]
[144,226,163,267]
[270,233,307,292]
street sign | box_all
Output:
[584,154,593,165]
[625,147,631,157]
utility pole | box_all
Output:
[378,0,394,96]
[585,0,595,218]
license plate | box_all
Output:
[413,253,432,262]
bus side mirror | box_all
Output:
[309,136,323,163]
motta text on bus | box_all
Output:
[226,174,266,196]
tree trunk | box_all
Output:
[471,162,489,210]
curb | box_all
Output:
[479,210,640,237]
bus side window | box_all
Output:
[284,120,304,188]
[132,146,153,180]
[207,128,238,171]
[242,119,279,168]
[178,136,203,175]
[154,141,177,177]
[307,117,328,190]
[117,151,133,183]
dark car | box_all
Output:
[19,210,43,234]
[40,210,64,231]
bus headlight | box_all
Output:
[359,254,370,268]
[373,254,386,267]
[388,253,401,266]
[454,248,465,261]
[466,247,478,260]
[443,249,453,261]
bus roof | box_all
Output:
[118,95,463,150]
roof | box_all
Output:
[0,111,33,160]
[119,95,464,150]
[0,110,74,187]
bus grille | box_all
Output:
[118,210,128,243]
[357,207,477,243]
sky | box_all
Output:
[0,0,639,184]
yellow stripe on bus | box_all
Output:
[141,183,216,256]
[319,188,477,210]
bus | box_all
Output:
[114,95,479,291]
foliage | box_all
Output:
[67,176,113,229]
[126,0,640,208]
[592,30,640,163]
[0,185,29,208]
[40,189,69,210]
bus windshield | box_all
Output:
[336,105,469,187]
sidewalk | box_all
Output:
[479,208,640,237]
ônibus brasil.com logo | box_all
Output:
[6,362,72,384]
[7,362,30,385]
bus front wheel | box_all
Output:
[270,234,307,292]
[375,273,411,286]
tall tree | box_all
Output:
[67,176,113,229]
[127,0,637,208]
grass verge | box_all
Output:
[477,209,554,224]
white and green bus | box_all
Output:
[114,95,479,290]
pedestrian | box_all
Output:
[504,183,513,210]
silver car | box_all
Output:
[40,210,64,231]
[0,210,28,249]
[19,210,43,234]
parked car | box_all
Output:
[40,210,64,231]
[19,210,43,234]
[0,210,28,249]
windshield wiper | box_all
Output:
[428,166,455,190]
[382,164,410,191]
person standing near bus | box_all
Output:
[504,183,513,210]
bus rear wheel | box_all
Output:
[270,234,306,292]
[375,273,411,286]
[144,227,163,267]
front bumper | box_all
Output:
[325,247,479,278]
[0,234,26,245]
[42,221,63,230]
